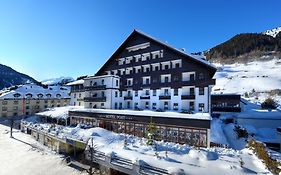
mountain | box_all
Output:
[41,77,74,86]
[206,26,281,63]
[0,64,38,90]
[262,26,281,38]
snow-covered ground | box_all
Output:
[37,106,84,120]
[213,59,281,108]
[21,118,279,175]
[0,124,86,175]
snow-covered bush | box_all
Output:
[261,98,277,109]
[234,125,248,139]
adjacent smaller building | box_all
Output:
[0,84,70,118]
[211,94,242,113]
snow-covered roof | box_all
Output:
[71,108,211,120]
[135,30,217,69]
[66,79,84,86]
[37,106,84,119]
[0,84,70,99]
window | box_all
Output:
[127,101,131,109]
[13,101,18,105]
[13,93,21,98]
[155,66,159,71]
[152,103,157,110]
[119,91,123,97]
[78,93,81,98]
[173,103,178,110]
[119,102,123,109]
[128,91,131,97]
[74,102,76,106]
[101,91,105,97]
[190,101,195,111]
[26,106,30,110]
[116,80,119,86]
[115,102,118,109]
[115,91,118,97]
[134,103,138,109]
[164,76,169,83]
[175,63,180,68]
[199,103,205,112]
[101,103,104,107]
[26,100,30,104]
[146,67,150,72]
[13,106,18,110]
[153,89,157,96]
[2,107,7,111]
[164,102,168,110]
[145,90,150,95]
[101,79,104,85]
[74,93,76,98]
[199,87,204,95]
[190,74,195,81]
[145,102,149,109]
[165,65,169,70]
[174,89,178,96]
[2,101,7,105]
[190,88,195,95]
[135,91,138,97]
[164,89,169,96]
[146,78,150,85]
[90,81,93,86]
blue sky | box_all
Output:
[0,0,280,81]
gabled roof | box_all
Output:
[96,30,216,75]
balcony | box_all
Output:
[181,95,195,100]
[140,95,150,100]
[159,95,171,100]
[85,85,106,91]
[84,97,106,102]
[124,96,133,100]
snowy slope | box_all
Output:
[41,77,74,86]
[262,26,281,38]
[212,59,281,107]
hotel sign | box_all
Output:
[96,114,133,121]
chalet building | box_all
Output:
[68,30,217,147]
[0,84,70,118]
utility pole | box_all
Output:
[10,118,14,138]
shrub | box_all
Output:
[248,139,281,174]
[261,98,276,109]
[234,125,248,139]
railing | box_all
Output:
[110,155,133,169]
[211,107,241,112]
[140,96,150,100]
[139,163,169,175]
[181,95,195,100]
[84,85,106,91]
[124,96,133,100]
[84,97,106,102]
[159,95,171,100]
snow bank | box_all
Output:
[37,106,83,119]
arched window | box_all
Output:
[13,93,21,98]
[26,93,33,98]
[37,94,43,98]
[46,93,52,98]
[56,94,61,98]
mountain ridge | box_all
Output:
[0,63,38,90]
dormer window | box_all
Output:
[26,93,33,98]
[56,94,61,98]
[13,93,21,98]
[37,94,43,98]
[46,94,52,98]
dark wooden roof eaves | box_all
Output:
[95,30,217,76]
